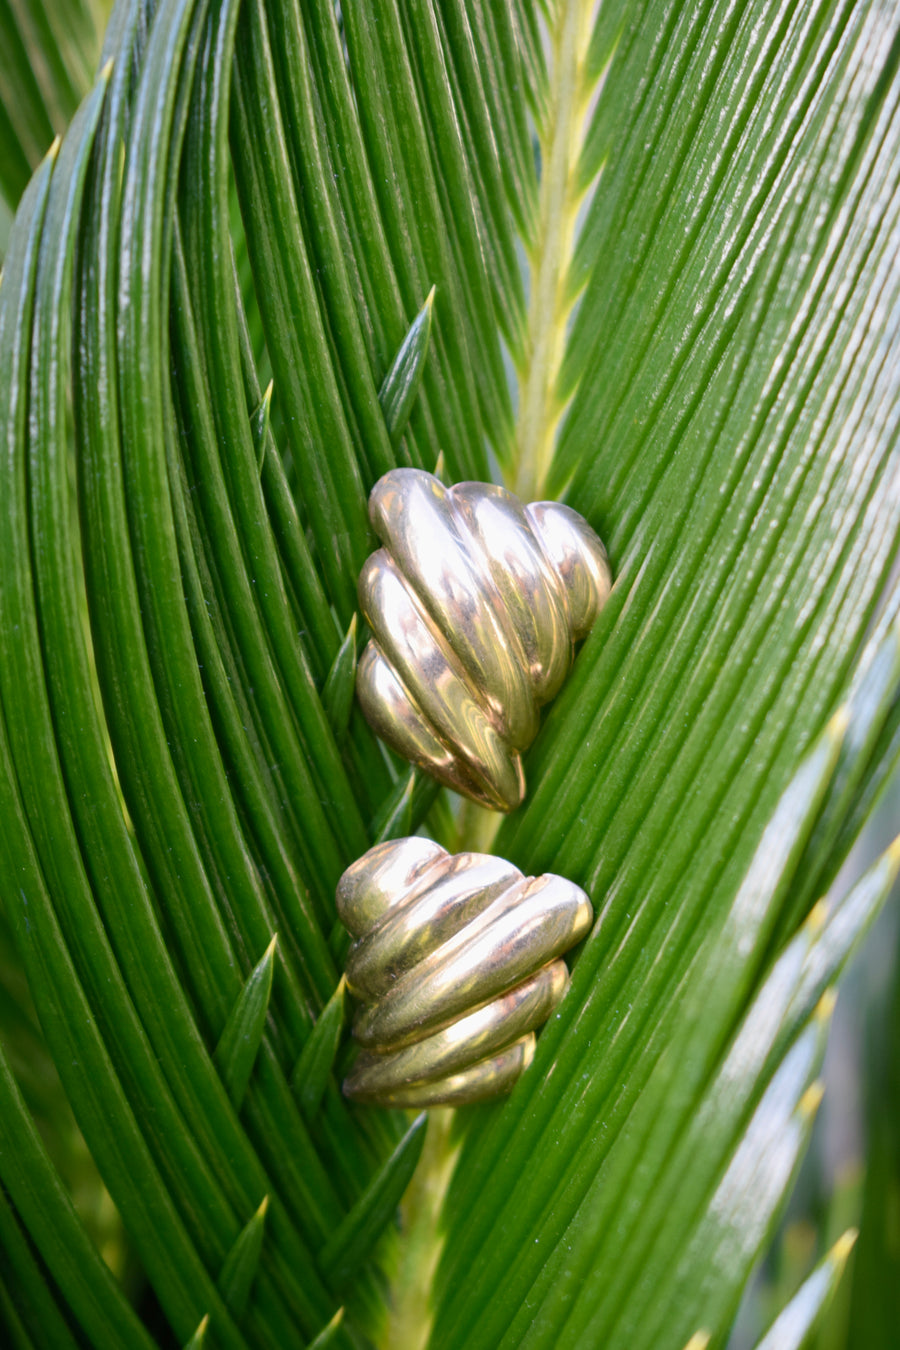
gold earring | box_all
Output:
[339,837,592,1108]
[355,468,611,812]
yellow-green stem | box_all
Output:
[456,798,502,856]
[379,1109,460,1350]
[512,0,595,502]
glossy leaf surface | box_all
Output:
[0,0,898,1347]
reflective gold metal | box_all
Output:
[356,469,611,811]
[339,837,593,1108]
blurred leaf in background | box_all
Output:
[0,0,109,254]
[0,0,900,1348]
[841,882,900,1350]
[728,775,900,1350]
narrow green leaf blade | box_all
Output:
[777,618,900,933]
[782,839,900,1043]
[752,1231,858,1350]
[218,1196,269,1319]
[322,617,359,739]
[0,1031,160,1350]
[184,1314,210,1350]
[292,978,347,1119]
[0,1183,81,1350]
[249,379,273,472]
[213,936,278,1110]
[320,1113,428,1285]
[378,286,435,446]
[306,1307,345,1350]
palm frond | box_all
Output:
[0,0,898,1347]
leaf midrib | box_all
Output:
[511,0,596,501]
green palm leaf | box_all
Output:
[0,0,898,1348]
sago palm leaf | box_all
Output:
[0,0,898,1348]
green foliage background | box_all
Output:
[0,0,899,1348]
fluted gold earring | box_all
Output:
[339,838,592,1108]
[339,470,603,1106]
[356,468,611,811]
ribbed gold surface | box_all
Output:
[339,838,593,1108]
[356,469,611,811]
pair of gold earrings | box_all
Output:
[337,468,610,1108]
